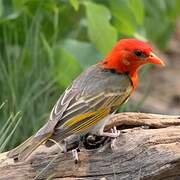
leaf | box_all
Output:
[41,34,54,66]
[69,0,79,11]
[62,39,102,68]
[52,47,82,88]
[12,0,28,9]
[127,0,144,25]
[0,0,3,17]
[143,0,177,49]
[84,2,117,56]
[108,0,136,35]
[165,0,180,21]
[176,0,180,14]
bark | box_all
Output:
[0,112,180,180]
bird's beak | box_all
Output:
[148,52,165,67]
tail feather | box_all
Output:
[8,133,51,161]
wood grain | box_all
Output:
[0,112,180,180]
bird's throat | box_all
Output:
[100,58,138,89]
[129,71,138,89]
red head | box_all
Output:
[101,38,164,88]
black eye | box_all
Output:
[134,50,145,58]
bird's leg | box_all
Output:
[110,126,120,150]
[63,140,68,158]
[64,140,68,152]
[99,126,120,150]
[62,135,81,163]
[111,126,120,137]
[63,140,79,163]
[72,148,80,164]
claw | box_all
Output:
[111,126,120,137]
[110,126,120,150]
[100,126,120,138]
[72,148,79,163]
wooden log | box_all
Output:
[0,112,180,180]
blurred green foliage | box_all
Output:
[0,0,179,151]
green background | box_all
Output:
[0,0,179,152]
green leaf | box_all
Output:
[176,0,180,14]
[62,39,102,68]
[127,0,144,25]
[84,2,117,56]
[69,0,79,11]
[0,0,3,17]
[108,0,136,35]
[0,113,22,152]
[12,0,28,9]
[52,47,81,88]
[41,34,54,66]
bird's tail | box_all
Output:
[8,133,51,161]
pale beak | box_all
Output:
[148,52,165,67]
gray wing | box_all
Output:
[35,64,133,138]
[34,84,78,137]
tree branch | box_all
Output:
[0,113,180,180]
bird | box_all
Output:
[8,38,164,161]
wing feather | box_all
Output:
[44,65,133,143]
[71,108,110,134]
[51,92,129,140]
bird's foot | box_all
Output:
[72,148,80,164]
[100,126,120,138]
[61,140,68,158]
[110,126,120,150]
[99,126,120,150]
[63,140,68,153]
[111,126,120,137]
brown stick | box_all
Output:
[0,112,180,180]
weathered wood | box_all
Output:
[106,112,180,129]
[0,112,180,180]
